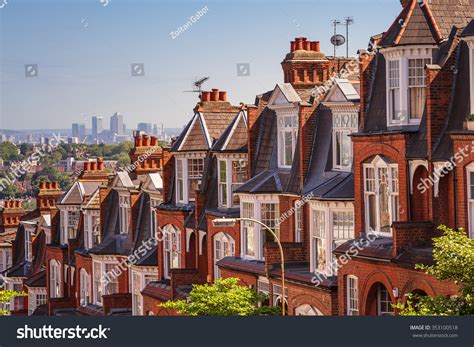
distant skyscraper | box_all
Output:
[138,123,153,134]
[79,124,86,141]
[110,112,124,135]
[72,123,79,138]
[92,116,103,140]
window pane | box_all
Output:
[284,131,293,166]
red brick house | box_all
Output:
[336,0,473,316]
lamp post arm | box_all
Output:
[235,217,286,316]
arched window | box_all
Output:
[163,225,181,279]
[79,269,91,307]
[213,232,235,279]
[363,156,399,236]
[49,260,62,299]
[377,284,394,316]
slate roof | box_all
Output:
[461,19,474,36]
[379,0,474,47]
[60,181,104,205]
[216,257,266,276]
[212,110,248,153]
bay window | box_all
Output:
[363,156,399,236]
[163,225,181,279]
[408,58,430,119]
[175,155,204,204]
[93,261,119,305]
[310,203,354,274]
[347,275,359,316]
[466,166,474,238]
[79,269,91,306]
[333,113,358,170]
[311,209,326,272]
[218,157,248,208]
[384,48,432,126]
[93,262,103,305]
[131,271,156,315]
[277,114,298,168]
[49,260,61,299]
[240,197,280,261]
[214,232,235,279]
[242,202,255,258]
[119,195,130,234]
[67,210,80,239]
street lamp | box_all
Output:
[212,217,286,317]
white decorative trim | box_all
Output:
[198,230,206,256]
[185,228,193,252]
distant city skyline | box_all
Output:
[0,0,401,130]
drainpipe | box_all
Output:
[406,161,411,221]
[453,167,458,230]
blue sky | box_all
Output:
[0,0,401,130]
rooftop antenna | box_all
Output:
[331,19,343,57]
[183,77,210,97]
[344,17,355,58]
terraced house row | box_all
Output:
[1,0,473,316]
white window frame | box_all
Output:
[25,228,32,262]
[27,288,47,315]
[310,202,355,275]
[174,153,205,204]
[0,248,12,272]
[49,259,62,299]
[363,156,399,237]
[119,194,130,235]
[466,164,474,239]
[333,113,357,171]
[217,156,248,208]
[347,275,359,316]
[84,210,100,250]
[377,285,394,316]
[240,195,280,261]
[150,198,160,239]
[213,232,235,279]
[277,112,298,169]
[294,202,303,243]
[92,260,119,306]
[79,268,91,307]
[382,46,433,127]
[131,270,157,315]
[162,225,181,279]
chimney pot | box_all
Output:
[143,135,150,147]
[211,89,219,101]
[46,182,52,190]
[305,41,312,50]
[201,91,211,102]
[52,182,58,190]
[39,182,46,190]
[91,162,97,171]
[134,135,142,147]
[295,37,304,50]
[16,201,21,208]
[290,41,296,52]
[97,158,104,171]
[84,162,91,171]
[150,136,157,146]
[218,91,227,102]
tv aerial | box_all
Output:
[183,76,210,95]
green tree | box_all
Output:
[0,184,18,199]
[0,142,19,161]
[396,225,474,316]
[0,289,26,316]
[160,277,280,316]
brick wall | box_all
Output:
[264,242,305,274]
[170,268,207,299]
[103,293,132,315]
[392,221,435,257]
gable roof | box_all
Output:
[267,83,302,107]
[379,0,474,47]
[324,79,360,103]
[212,110,248,152]
[60,181,104,205]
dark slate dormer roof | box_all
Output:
[24,269,46,288]
[212,110,248,153]
[379,0,473,47]
[432,40,471,160]
[461,19,474,37]
[131,193,158,267]
[303,104,354,200]
[252,108,278,176]
[88,190,133,256]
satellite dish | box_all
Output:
[331,34,346,46]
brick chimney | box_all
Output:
[282,37,329,90]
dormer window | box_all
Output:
[333,113,357,170]
[84,211,101,250]
[218,157,248,208]
[383,48,432,126]
[277,114,298,168]
[119,195,130,234]
[25,229,32,262]
[175,155,205,204]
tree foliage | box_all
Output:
[160,277,281,316]
[396,225,474,316]
[0,289,27,316]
